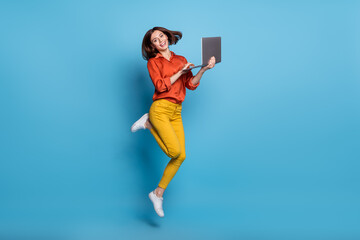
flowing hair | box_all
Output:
[142,27,182,60]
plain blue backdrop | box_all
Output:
[0,0,359,239]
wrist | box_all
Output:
[199,68,206,74]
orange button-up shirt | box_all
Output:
[147,51,200,104]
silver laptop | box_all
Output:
[186,37,221,71]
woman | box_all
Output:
[131,26,215,217]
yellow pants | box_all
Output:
[149,99,186,189]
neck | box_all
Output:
[159,48,171,60]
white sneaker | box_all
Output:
[131,113,149,132]
[148,191,164,217]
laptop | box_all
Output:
[186,36,221,71]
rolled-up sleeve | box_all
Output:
[147,59,172,92]
[184,70,199,90]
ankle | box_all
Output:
[154,188,164,198]
[145,120,152,130]
[154,191,162,198]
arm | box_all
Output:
[190,56,216,86]
[170,62,194,84]
[148,60,193,92]
[147,60,172,92]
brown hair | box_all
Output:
[142,27,182,60]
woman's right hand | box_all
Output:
[170,62,194,84]
[180,62,194,74]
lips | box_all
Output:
[160,42,166,47]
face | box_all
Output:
[150,30,168,52]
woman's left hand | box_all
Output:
[201,56,216,71]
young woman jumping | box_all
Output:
[131,26,215,217]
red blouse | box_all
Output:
[147,51,200,104]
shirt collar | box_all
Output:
[155,51,175,59]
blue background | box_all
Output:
[0,0,359,239]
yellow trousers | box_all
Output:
[149,99,186,189]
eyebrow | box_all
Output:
[151,33,163,42]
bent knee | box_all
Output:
[175,152,186,162]
[172,153,186,166]
[168,148,181,159]
[168,150,186,162]
[178,152,186,161]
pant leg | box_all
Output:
[158,104,186,189]
[149,99,181,159]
